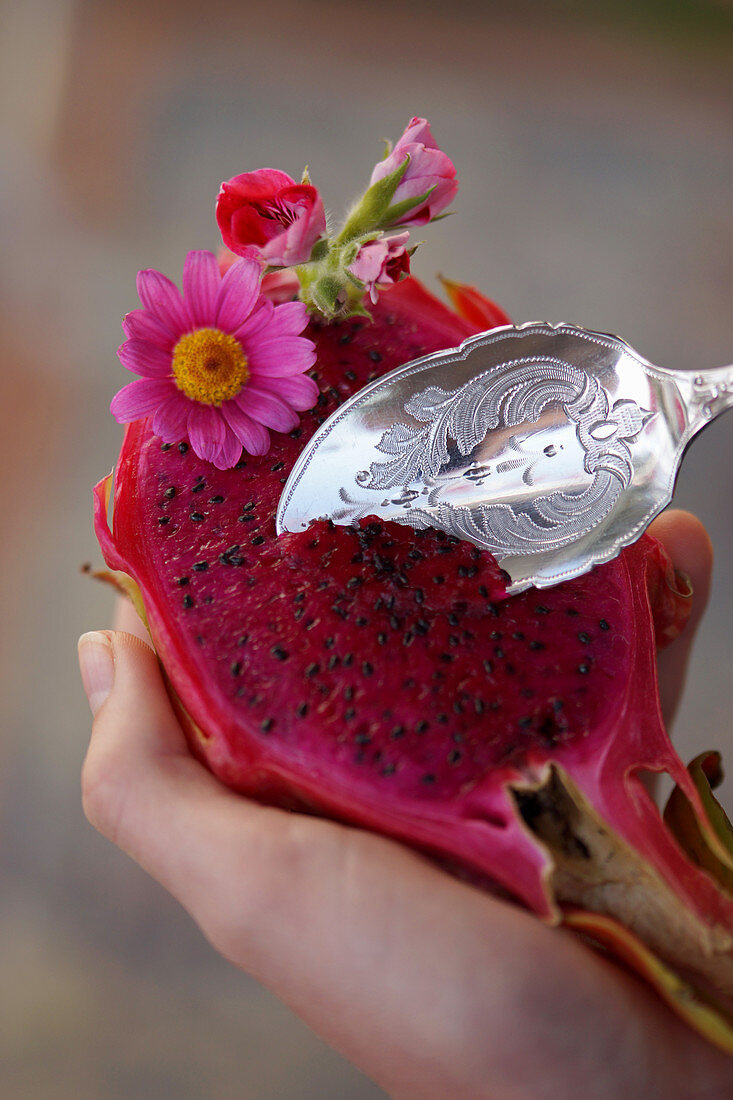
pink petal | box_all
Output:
[260,189,327,267]
[222,402,271,456]
[183,251,221,327]
[212,426,244,470]
[268,299,309,337]
[257,372,319,411]
[136,269,188,334]
[122,309,175,350]
[247,335,317,376]
[117,339,172,378]
[398,117,437,151]
[235,384,299,433]
[152,391,190,442]
[187,404,227,463]
[388,163,454,203]
[349,239,389,284]
[215,257,262,332]
[110,378,174,422]
[233,299,275,343]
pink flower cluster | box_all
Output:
[215,117,456,285]
[111,117,457,467]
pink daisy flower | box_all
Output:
[111,251,318,469]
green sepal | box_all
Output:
[381,184,437,228]
[308,236,330,263]
[309,274,344,315]
[341,298,372,320]
[337,155,412,242]
[345,269,366,291]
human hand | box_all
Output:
[79,510,733,1100]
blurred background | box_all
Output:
[1,0,732,1095]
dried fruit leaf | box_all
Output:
[564,909,733,1056]
[90,567,148,629]
[510,763,733,1038]
[664,752,733,897]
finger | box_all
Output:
[647,509,713,727]
[79,628,248,886]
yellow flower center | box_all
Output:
[171,328,249,406]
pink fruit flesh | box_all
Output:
[95,278,732,931]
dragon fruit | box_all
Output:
[94,273,733,1050]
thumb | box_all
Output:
[78,629,230,874]
[77,627,313,969]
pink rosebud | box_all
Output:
[217,168,327,267]
[349,232,411,303]
[370,117,457,227]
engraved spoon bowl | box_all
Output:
[277,323,732,592]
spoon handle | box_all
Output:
[675,364,733,438]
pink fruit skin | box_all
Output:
[94,277,733,934]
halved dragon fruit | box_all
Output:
[94,276,733,1050]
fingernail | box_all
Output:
[672,568,694,598]
[78,631,114,716]
[665,561,694,599]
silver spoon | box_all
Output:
[276,322,732,592]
